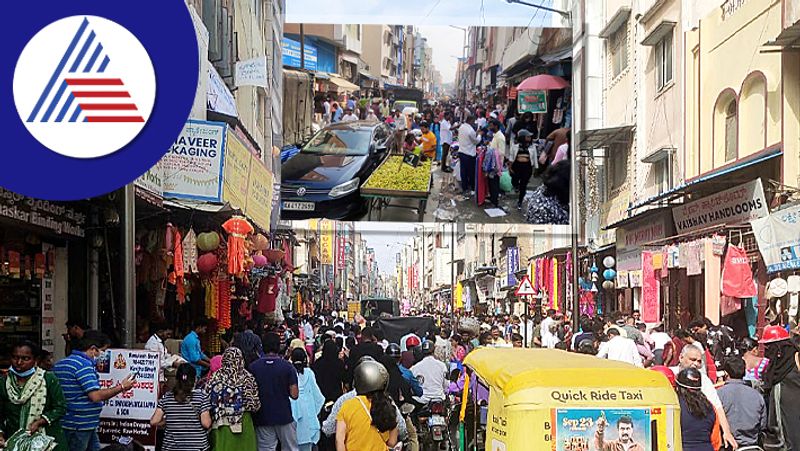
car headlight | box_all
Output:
[329,178,360,198]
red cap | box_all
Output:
[404,336,421,348]
[650,365,676,387]
[759,325,791,344]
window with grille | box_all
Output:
[609,23,628,78]
[656,32,673,90]
[725,101,738,161]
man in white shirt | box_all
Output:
[670,346,738,449]
[596,328,643,367]
[440,113,453,173]
[539,309,559,349]
[322,97,332,126]
[649,324,672,365]
[342,107,359,122]
[145,323,185,381]
[411,341,448,404]
[457,116,481,197]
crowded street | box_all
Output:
[0,0,799,450]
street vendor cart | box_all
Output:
[361,155,433,221]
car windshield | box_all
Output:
[303,128,371,155]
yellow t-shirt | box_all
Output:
[337,396,391,450]
[420,131,437,157]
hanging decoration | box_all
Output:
[198,253,218,275]
[603,268,616,281]
[197,231,221,252]
[182,228,199,273]
[603,256,615,269]
[222,216,254,275]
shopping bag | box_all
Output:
[499,171,513,192]
[453,160,461,182]
[4,430,56,451]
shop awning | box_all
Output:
[763,21,800,50]
[539,46,573,64]
[164,199,233,213]
[599,6,632,39]
[359,70,378,80]
[641,21,676,46]
[603,206,672,231]
[627,147,783,211]
[578,125,634,151]
[341,53,360,65]
[328,76,359,93]
[314,72,331,80]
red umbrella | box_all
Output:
[516,74,570,91]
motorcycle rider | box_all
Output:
[388,343,423,398]
[411,340,449,405]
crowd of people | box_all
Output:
[317,94,571,224]
[3,306,796,451]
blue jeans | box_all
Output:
[64,429,101,451]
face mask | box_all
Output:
[10,366,36,378]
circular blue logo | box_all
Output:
[3,1,199,200]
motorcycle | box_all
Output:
[416,399,452,451]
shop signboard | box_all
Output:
[244,159,274,231]
[222,130,253,211]
[96,349,160,450]
[282,37,318,71]
[507,246,519,287]
[672,178,768,234]
[0,188,86,237]
[347,301,360,321]
[319,219,334,264]
[517,90,547,114]
[207,64,238,117]
[235,56,269,87]
[163,120,227,202]
[134,161,164,205]
[40,255,55,353]
[507,86,518,100]
[553,408,654,451]
[751,203,800,273]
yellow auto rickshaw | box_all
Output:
[458,348,680,451]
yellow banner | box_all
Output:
[222,130,252,210]
[319,219,334,264]
[244,159,274,232]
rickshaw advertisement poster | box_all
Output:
[552,408,652,451]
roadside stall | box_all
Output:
[461,348,680,451]
[361,156,433,221]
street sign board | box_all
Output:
[515,275,536,296]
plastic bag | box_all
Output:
[499,171,513,192]
[4,430,56,451]
[453,160,461,182]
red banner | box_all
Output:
[508,86,518,99]
[641,251,660,323]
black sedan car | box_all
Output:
[280,121,394,219]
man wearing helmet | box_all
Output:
[410,340,449,404]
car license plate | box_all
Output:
[283,201,314,211]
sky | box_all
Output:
[417,26,465,84]
[286,0,561,28]
[355,222,418,274]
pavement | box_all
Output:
[355,161,540,223]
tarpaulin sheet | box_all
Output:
[375,316,436,344]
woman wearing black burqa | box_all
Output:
[761,325,800,450]
[312,339,347,402]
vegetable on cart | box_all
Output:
[361,156,433,221]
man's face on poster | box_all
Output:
[618,421,633,444]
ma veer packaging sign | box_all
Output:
[672,178,768,234]
[751,203,800,273]
[163,120,274,230]
[163,120,227,202]
[96,349,160,450]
